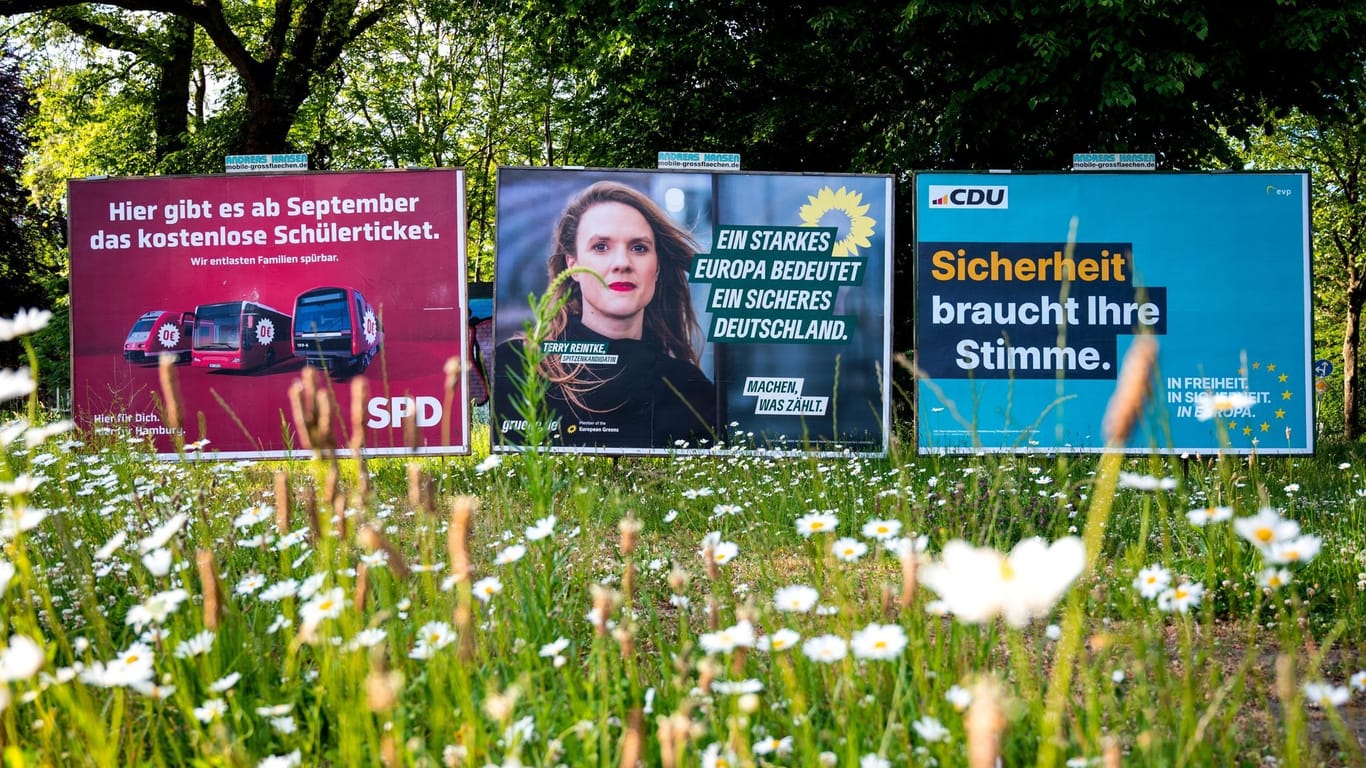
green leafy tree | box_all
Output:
[38,9,195,163]
[510,0,1366,171]
[2,0,396,153]
[313,0,552,282]
[0,48,66,376]
[1243,92,1366,441]
[509,0,1366,353]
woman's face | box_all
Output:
[566,201,660,337]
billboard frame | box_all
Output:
[912,169,1314,456]
[67,167,471,461]
[491,165,894,459]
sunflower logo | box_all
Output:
[156,322,181,348]
[256,318,276,345]
[798,186,876,258]
[362,308,378,345]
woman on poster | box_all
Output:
[496,181,717,449]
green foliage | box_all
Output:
[309,0,554,283]
[0,50,66,373]
[1241,95,1366,441]
[505,0,1366,352]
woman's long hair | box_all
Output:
[538,181,703,412]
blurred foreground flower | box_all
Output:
[912,715,950,743]
[0,308,52,342]
[919,536,1085,627]
[795,511,838,536]
[0,635,45,681]
[1156,581,1204,613]
[1349,671,1366,691]
[699,620,755,654]
[1193,390,1257,421]
[773,584,819,613]
[1186,505,1233,526]
[0,368,36,403]
[1117,472,1177,491]
[801,634,848,663]
[1302,681,1350,708]
[1266,534,1322,565]
[850,622,907,660]
[79,642,156,688]
[1132,564,1172,599]
[1233,507,1299,550]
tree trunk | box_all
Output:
[153,15,194,164]
[241,86,298,154]
[1344,288,1364,440]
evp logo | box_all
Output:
[928,185,1009,209]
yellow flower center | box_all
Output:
[812,522,825,530]
[1255,528,1274,543]
[999,560,1016,581]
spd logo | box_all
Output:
[928,185,1009,209]
[367,396,442,429]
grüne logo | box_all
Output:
[928,185,1009,209]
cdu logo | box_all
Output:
[928,185,1009,209]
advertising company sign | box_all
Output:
[225,153,309,173]
[1072,152,1156,171]
[656,151,741,170]
[914,171,1312,455]
[492,167,893,457]
[68,169,470,458]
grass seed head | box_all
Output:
[157,353,185,432]
[1101,335,1157,446]
[273,471,291,535]
[448,496,476,583]
[196,549,220,630]
[966,678,1007,768]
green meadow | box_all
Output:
[1,313,1364,768]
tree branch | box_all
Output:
[49,9,160,58]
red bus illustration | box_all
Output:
[292,286,383,376]
[191,300,293,372]
[123,310,195,364]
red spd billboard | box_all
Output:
[69,169,469,458]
